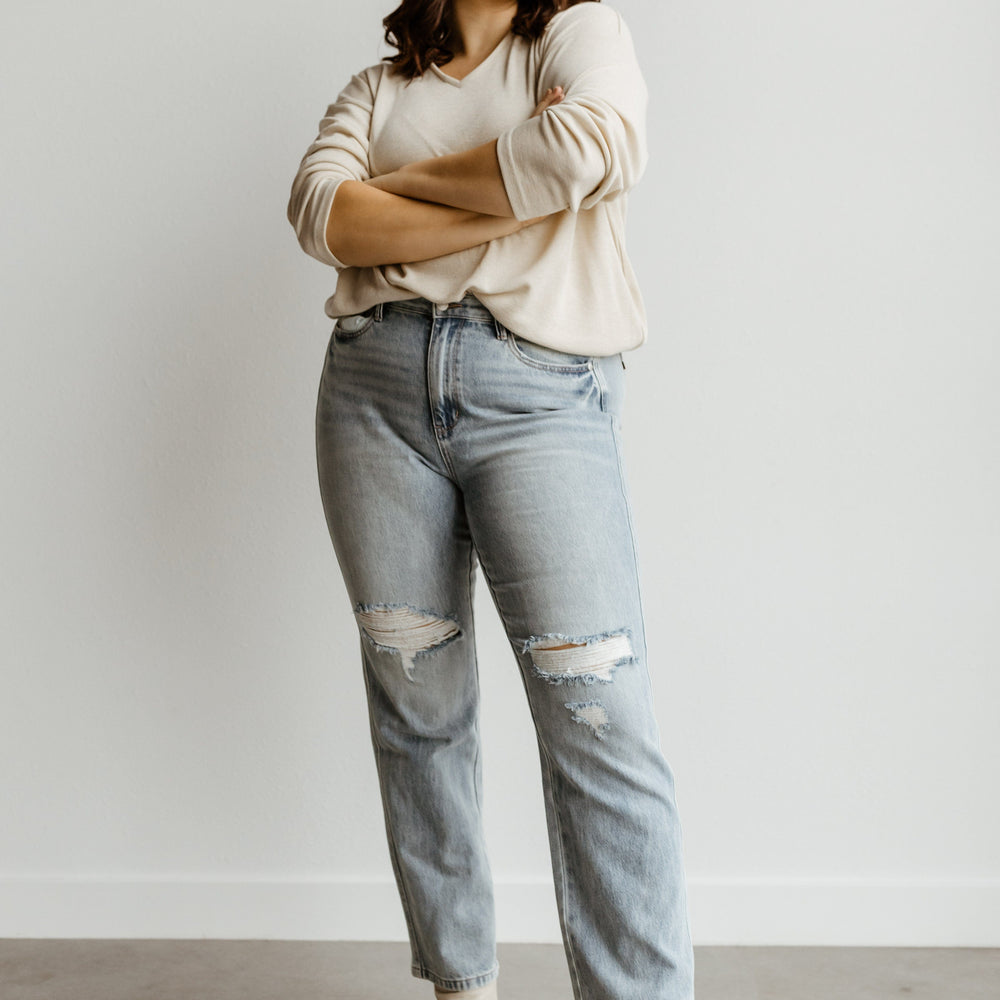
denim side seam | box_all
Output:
[360,652,425,968]
[593,361,649,666]
[537,744,585,996]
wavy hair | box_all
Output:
[381,0,599,81]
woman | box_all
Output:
[286,1,695,997]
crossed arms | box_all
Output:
[326,89,563,268]
[287,4,647,270]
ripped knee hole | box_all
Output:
[525,630,634,684]
[354,603,460,681]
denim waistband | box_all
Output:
[382,292,497,324]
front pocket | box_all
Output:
[505,330,593,373]
[333,307,377,342]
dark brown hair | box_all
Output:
[381,0,600,81]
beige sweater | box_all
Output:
[286,2,649,356]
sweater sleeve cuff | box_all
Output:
[309,176,349,269]
[496,126,540,222]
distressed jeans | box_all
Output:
[315,292,695,1000]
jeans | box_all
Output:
[315,292,695,1000]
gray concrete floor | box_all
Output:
[0,940,997,999]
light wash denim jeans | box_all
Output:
[315,292,695,1000]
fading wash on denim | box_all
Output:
[314,292,695,1000]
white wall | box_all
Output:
[1,0,997,946]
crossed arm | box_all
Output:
[326,88,565,268]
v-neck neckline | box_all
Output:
[429,31,512,88]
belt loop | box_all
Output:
[493,317,507,340]
[375,302,384,321]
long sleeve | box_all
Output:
[495,3,648,220]
[286,67,376,268]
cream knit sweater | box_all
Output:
[286,2,649,356]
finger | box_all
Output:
[530,86,566,118]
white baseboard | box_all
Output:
[687,876,1000,946]
[1,876,997,945]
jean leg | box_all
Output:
[451,331,696,1000]
[315,308,499,992]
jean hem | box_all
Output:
[412,958,500,991]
